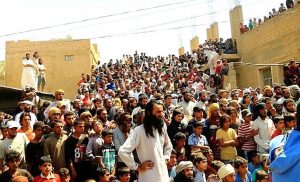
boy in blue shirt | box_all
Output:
[188,121,210,152]
[233,156,251,182]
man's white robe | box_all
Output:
[119,125,172,182]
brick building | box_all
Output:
[5,39,99,99]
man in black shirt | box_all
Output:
[64,120,89,182]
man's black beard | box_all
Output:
[184,98,190,103]
[24,107,31,113]
[150,115,164,129]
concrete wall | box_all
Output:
[211,22,219,40]
[190,36,200,52]
[178,47,185,56]
[5,39,99,99]
[206,28,213,41]
[229,5,244,52]
[206,22,219,41]
[234,5,300,88]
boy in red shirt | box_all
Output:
[271,116,285,139]
[33,156,61,182]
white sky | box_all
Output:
[0,0,283,63]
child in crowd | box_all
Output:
[255,170,269,182]
[33,156,61,182]
[86,120,104,179]
[173,132,190,162]
[99,129,117,176]
[208,160,225,182]
[202,149,215,178]
[238,109,257,160]
[193,154,208,182]
[233,157,251,182]
[248,151,262,174]
[0,150,33,181]
[98,168,114,182]
[217,164,236,182]
[58,168,71,182]
[271,116,285,139]
[115,166,131,182]
[25,121,45,176]
[251,154,270,182]
[167,149,177,179]
[0,123,8,140]
[188,121,210,152]
[284,113,296,132]
[216,115,238,163]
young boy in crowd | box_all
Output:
[0,123,8,140]
[271,116,285,139]
[255,170,269,182]
[188,121,210,152]
[284,113,296,132]
[33,156,61,182]
[251,154,270,182]
[58,168,70,182]
[202,149,215,178]
[208,160,225,182]
[217,164,236,182]
[86,120,104,179]
[186,106,205,136]
[167,149,177,179]
[115,166,131,182]
[233,157,251,182]
[99,129,116,176]
[173,132,190,162]
[0,150,33,181]
[98,167,114,182]
[25,121,45,176]
[238,109,257,160]
[248,151,262,174]
[193,154,208,182]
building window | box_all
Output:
[65,55,73,61]
[262,68,272,86]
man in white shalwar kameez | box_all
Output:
[21,53,36,89]
[119,100,173,182]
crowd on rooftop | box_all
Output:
[240,1,299,33]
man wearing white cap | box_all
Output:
[170,161,194,182]
[218,164,236,182]
[15,100,38,128]
[0,121,29,172]
[44,89,71,119]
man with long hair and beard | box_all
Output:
[118,100,172,182]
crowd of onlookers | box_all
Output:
[283,61,300,86]
[240,1,299,33]
[0,35,299,181]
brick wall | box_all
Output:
[235,5,300,88]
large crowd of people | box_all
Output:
[1,6,300,180]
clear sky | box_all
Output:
[0,0,283,63]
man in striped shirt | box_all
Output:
[238,109,257,160]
